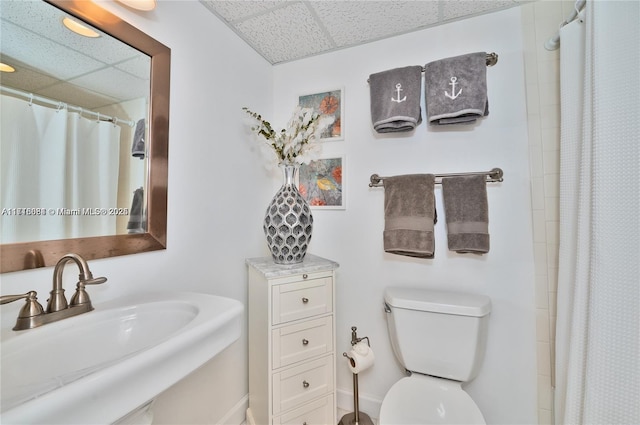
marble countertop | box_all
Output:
[246,254,339,278]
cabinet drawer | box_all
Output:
[273,316,333,369]
[272,355,334,415]
[272,394,334,425]
[272,277,332,325]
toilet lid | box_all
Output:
[379,375,486,425]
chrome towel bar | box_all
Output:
[369,167,504,187]
[366,53,498,83]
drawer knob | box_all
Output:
[302,338,309,345]
[302,380,310,388]
[303,274,308,279]
[302,297,309,304]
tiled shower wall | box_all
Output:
[521,1,576,423]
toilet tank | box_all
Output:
[384,287,491,382]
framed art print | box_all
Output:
[298,89,343,142]
[299,156,345,210]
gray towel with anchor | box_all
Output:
[369,65,422,133]
[424,52,489,125]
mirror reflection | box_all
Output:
[0,0,150,244]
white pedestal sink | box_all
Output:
[0,291,243,424]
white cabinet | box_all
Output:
[246,255,339,425]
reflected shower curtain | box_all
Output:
[555,1,639,424]
[1,95,120,243]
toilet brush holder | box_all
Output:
[338,327,374,425]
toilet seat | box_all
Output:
[378,374,486,425]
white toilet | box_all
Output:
[379,287,491,425]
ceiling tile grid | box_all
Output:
[234,2,336,64]
[0,20,107,81]
[1,1,152,109]
[0,59,61,93]
[71,67,149,103]
[200,0,528,64]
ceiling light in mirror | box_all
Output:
[115,0,157,11]
[62,17,101,38]
[0,63,16,73]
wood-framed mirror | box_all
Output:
[0,0,170,273]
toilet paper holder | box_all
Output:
[345,325,370,348]
[339,326,374,425]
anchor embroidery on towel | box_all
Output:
[444,76,462,100]
[391,83,407,103]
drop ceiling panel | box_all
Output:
[441,0,515,20]
[0,55,61,93]
[1,1,142,68]
[0,20,105,81]
[37,82,120,111]
[69,67,149,103]
[200,0,285,22]
[1,1,152,110]
[115,56,151,81]
[235,3,335,64]
[309,1,440,47]
[201,0,528,64]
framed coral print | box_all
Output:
[298,89,343,141]
[299,156,345,210]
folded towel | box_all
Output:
[424,52,489,125]
[127,187,146,234]
[131,119,145,159]
[369,65,423,133]
[442,175,490,254]
[383,174,436,258]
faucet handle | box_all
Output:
[0,291,45,318]
[69,275,107,307]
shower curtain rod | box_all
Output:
[544,0,586,51]
[369,167,504,187]
[0,85,135,127]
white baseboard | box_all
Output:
[336,388,382,421]
[215,394,249,425]
[227,390,381,425]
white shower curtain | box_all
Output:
[555,1,639,424]
[1,95,120,243]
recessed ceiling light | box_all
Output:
[115,0,156,11]
[62,17,101,38]
[0,63,16,73]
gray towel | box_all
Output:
[383,174,436,258]
[132,119,145,159]
[369,66,423,133]
[442,175,489,254]
[424,52,489,125]
[127,187,146,234]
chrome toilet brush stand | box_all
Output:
[338,327,374,425]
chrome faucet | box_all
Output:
[0,253,107,331]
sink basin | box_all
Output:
[0,291,243,424]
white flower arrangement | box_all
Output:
[243,106,334,165]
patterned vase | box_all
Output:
[263,163,313,264]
